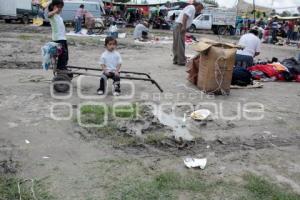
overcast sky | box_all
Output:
[218,0,299,11]
[143,0,300,13]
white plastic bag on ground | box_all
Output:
[184,157,207,169]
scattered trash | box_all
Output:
[182,113,187,123]
[217,138,227,145]
[184,157,207,169]
[66,29,106,37]
[25,140,30,144]
[206,145,210,149]
[8,122,18,128]
[191,109,211,121]
[118,33,126,38]
[263,131,271,135]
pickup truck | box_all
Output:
[189,8,237,35]
[0,0,38,24]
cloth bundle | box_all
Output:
[41,42,61,70]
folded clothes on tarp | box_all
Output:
[249,64,284,78]
[248,60,300,82]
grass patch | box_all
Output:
[112,135,140,147]
[108,171,231,200]
[0,175,54,200]
[80,105,107,125]
[108,172,300,200]
[243,173,300,200]
[77,104,170,148]
[114,104,138,119]
[78,103,139,126]
[144,132,167,145]
[18,35,34,40]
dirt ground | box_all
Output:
[0,22,300,200]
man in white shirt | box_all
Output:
[173,0,204,66]
[235,29,261,68]
[133,21,149,40]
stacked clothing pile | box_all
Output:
[248,58,300,82]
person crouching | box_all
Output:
[97,37,122,96]
[133,21,149,41]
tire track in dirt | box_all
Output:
[119,134,300,157]
[0,61,42,69]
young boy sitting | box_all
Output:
[97,37,122,96]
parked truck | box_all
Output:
[189,8,237,35]
[0,0,38,24]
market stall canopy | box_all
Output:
[272,15,300,20]
[159,5,168,10]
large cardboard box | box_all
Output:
[189,39,239,95]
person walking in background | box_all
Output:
[172,0,204,66]
[243,19,248,35]
[271,17,279,43]
[298,22,300,41]
[74,4,85,34]
[262,26,271,43]
[236,20,243,36]
[293,22,300,41]
[287,20,294,41]
[257,18,265,28]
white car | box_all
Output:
[189,8,237,35]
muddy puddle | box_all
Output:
[153,110,194,141]
[122,105,201,142]
[0,159,18,174]
[75,103,300,154]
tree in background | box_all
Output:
[281,11,292,17]
[270,9,277,16]
[203,0,219,7]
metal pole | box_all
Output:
[253,0,256,21]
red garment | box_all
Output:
[295,75,300,82]
[248,64,279,78]
[288,21,294,30]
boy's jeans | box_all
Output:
[98,72,121,93]
[235,54,254,69]
[75,17,82,33]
